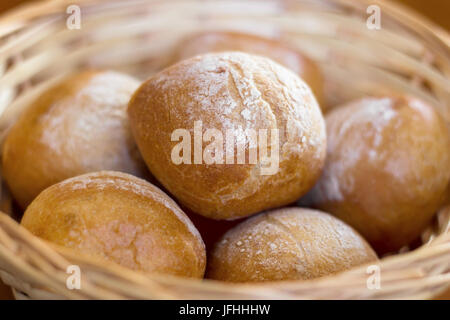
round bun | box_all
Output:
[128,52,326,220]
[305,96,450,253]
[206,207,377,282]
[2,70,148,208]
[174,31,325,110]
[21,171,206,278]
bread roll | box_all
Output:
[21,171,206,278]
[207,207,377,282]
[305,96,450,253]
[128,52,326,220]
[174,31,325,110]
[2,70,148,208]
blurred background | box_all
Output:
[0,0,449,31]
[0,0,448,300]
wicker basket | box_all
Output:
[0,0,449,300]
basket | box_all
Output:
[0,0,449,300]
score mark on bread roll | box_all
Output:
[174,31,325,111]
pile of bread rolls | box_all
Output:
[3,32,449,283]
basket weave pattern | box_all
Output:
[0,0,449,299]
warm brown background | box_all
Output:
[0,0,449,300]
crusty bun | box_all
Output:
[2,70,148,209]
[304,96,450,254]
[21,171,206,278]
[174,31,325,110]
[128,52,326,220]
[207,207,377,282]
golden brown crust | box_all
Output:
[128,52,326,220]
[174,31,325,110]
[206,207,377,282]
[305,96,450,254]
[21,171,206,278]
[2,70,148,208]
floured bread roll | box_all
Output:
[2,70,148,208]
[174,31,325,110]
[207,207,377,282]
[128,52,326,220]
[305,96,450,253]
[21,171,206,278]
